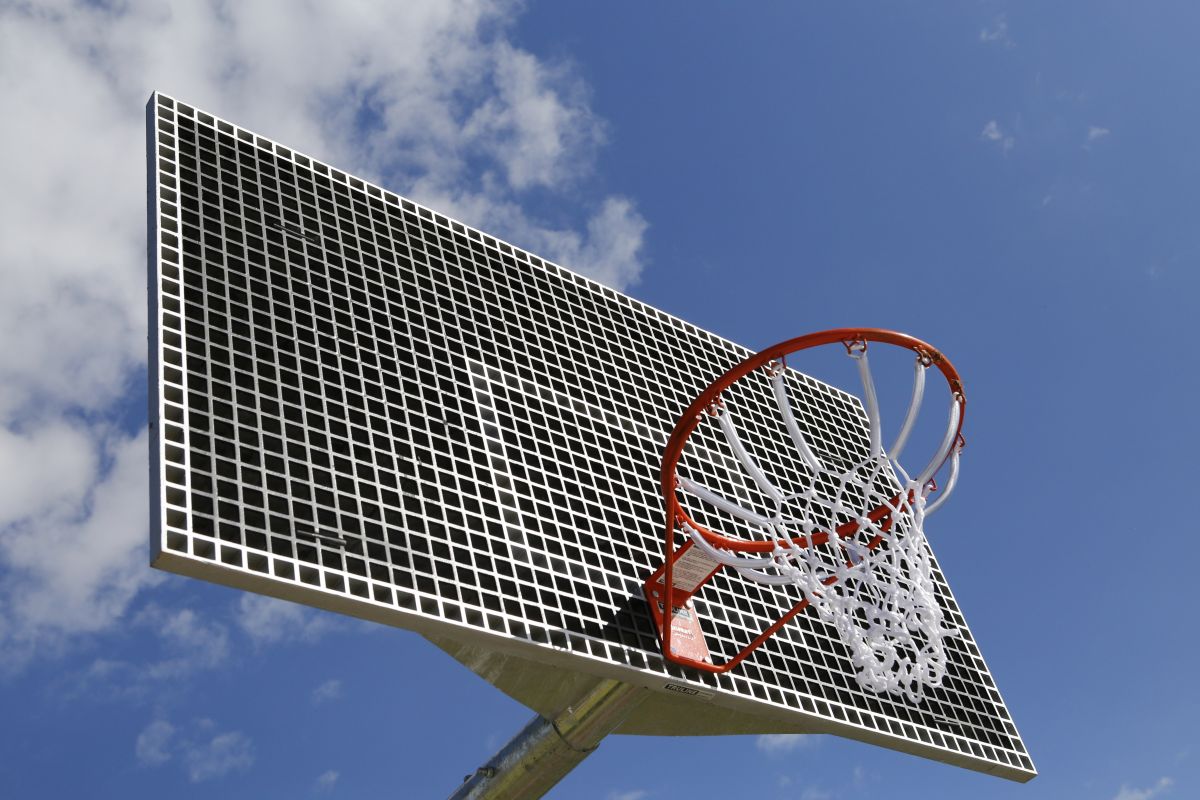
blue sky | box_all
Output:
[1,2,1196,799]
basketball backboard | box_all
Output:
[147,92,1035,781]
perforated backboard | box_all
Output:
[147,92,1035,781]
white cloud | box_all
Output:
[1114,777,1173,800]
[49,605,230,703]
[799,789,833,800]
[1087,126,1111,147]
[135,720,176,766]
[0,422,98,526]
[0,429,157,670]
[184,729,255,782]
[237,594,338,646]
[980,15,1013,46]
[755,734,818,755]
[607,791,648,800]
[135,717,255,782]
[312,678,343,705]
[981,120,1015,154]
[462,42,602,191]
[0,0,645,666]
[315,770,340,792]
[545,196,648,290]
[147,606,230,677]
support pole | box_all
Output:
[447,678,646,800]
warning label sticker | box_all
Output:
[665,544,720,593]
[647,598,711,664]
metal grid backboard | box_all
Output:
[146,92,1035,781]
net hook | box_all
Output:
[698,397,725,422]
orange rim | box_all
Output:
[650,328,965,674]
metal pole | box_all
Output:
[447,678,646,800]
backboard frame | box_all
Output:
[146,91,1035,781]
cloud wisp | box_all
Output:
[135,717,255,782]
[981,120,1015,154]
[755,734,819,755]
[1086,126,1112,150]
[607,791,649,800]
[311,678,343,706]
[315,769,340,792]
[1114,777,1174,800]
[49,604,234,705]
[135,719,176,767]
[237,595,339,647]
[980,15,1014,47]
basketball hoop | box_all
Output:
[644,329,966,703]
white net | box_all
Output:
[677,346,963,703]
